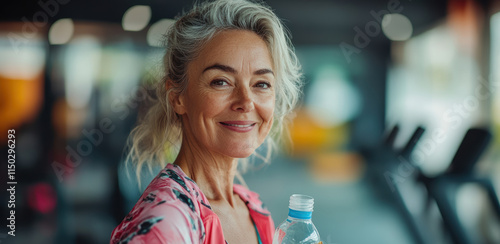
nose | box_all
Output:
[231,85,255,112]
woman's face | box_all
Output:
[174,30,275,158]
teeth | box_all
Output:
[227,124,252,127]
[222,122,254,127]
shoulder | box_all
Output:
[233,184,271,216]
[110,199,203,243]
[233,184,275,242]
[110,165,206,244]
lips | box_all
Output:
[219,121,257,132]
[220,122,255,127]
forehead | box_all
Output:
[191,29,274,71]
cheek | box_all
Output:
[263,94,275,120]
[201,93,229,116]
[259,95,275,129]
[263,101,274,122]
[186,91,228,125]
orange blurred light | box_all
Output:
[288,108,349,156]
[0,75,44,139]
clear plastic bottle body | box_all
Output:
[272,194,321,244]
[273,216,321,244]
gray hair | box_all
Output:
[127,0,303,182]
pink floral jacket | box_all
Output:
[110,163,275,244]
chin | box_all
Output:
[219,143,258,159]
[233,152,255,159]
[224,149,255,159]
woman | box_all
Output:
[110,0,302,243]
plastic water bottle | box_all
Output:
[272,194,321,244]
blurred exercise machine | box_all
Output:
[382,126,499,244]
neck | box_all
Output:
[174,136,239,207]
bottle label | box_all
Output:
[288,209,312,219]
[278,228,286,242]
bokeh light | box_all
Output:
[49,18,74,45]
[382,13,413,41]
[147,19,175,47]
[122,5,151,31]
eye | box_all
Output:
[255,81,271,89]
[210,79,229,87]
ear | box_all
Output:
[166,80,187,115]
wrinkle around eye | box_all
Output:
[255,81,271,89]
[210,79,231,87]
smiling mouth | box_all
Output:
[219,122,256,127]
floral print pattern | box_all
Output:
[110,164,274,244]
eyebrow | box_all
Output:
[202,63,274,76]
